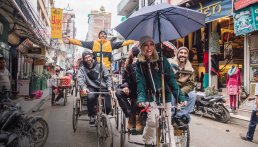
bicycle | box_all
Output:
[118,103,190,147]
[72,91,114,147]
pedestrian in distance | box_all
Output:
[240,70,258,142]
[0,55,11,91]
[63,30,135,70]
[135,36,187,146]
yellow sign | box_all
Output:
[51,8,63,38]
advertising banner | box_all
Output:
[51,8,63,38]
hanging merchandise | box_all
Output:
[203,73,209,89]
[211,54,220,76]
[203,51,209,73]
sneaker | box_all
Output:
[89,116,96,127]
[240,134,252,142]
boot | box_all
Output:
[127,115,135,130]
[136,115,144,133]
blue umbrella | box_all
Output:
[115,3,205,43]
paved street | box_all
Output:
[31,94,258,147]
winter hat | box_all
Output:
[139,36,154,48]
[132,47,140,57]
[177,46,189,57]
[82,50,93,59]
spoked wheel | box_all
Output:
[120,111,126,147]
[63,88,68,106]
[72,99,80,132]
[156,116,172,147]
[174,126,190,147]
[28,117,49,147]
[115,102,119,130]
[97,114,113,147]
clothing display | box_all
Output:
[226,66,241,110]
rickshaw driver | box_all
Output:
[77,51,113,126]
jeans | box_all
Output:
[86,86,111,117]
[246,110,258,141]
[171,90,196,113]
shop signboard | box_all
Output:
[251,4,258,30]
[51,8,63,39]
[190,0,232,22]
[234,0,258,11]
[234,7,255,35]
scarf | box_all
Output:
[228,67,236,76]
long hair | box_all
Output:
[125,50,134,74]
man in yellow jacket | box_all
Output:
[63,30,134,69]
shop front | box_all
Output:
[176,0,244,95]
[233,1,258,108]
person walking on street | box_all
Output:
[136,36,186,146]
[166,46,196,113]
[77,51,112,126]
[240,70,258,142]
[63,30,135,69]
[0,55,11,91]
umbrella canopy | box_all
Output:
[115,3,205,43]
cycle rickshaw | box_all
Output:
[118,101,190,147]
[52,77,71,106]
[72,86,119,147]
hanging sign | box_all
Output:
[234,4,258,36]
[234,0,258,11]
[251,4,258,30]
[190,0,232,22]
[51,8,63,38]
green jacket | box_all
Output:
[136,51,186,104]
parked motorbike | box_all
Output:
[0,88,49,147]
[193,94,230,123]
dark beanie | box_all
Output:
[82,50,93,59]
[132,47,140,57]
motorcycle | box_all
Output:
[193,94,230,123]
[0,88,49,147]
[0,131,19,147]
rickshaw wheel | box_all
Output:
[120,111,126,147]
[97,114,113,147]
[72,99,80,132]
[63,88,68,106]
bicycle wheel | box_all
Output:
[63,88,68,106]
[97,114,113,147]
[114,100,119,130]
[157,116,172,147]
[72,99,80,132]
[174,126,190,147]
[120,111,126,147]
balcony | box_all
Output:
[117,0,138,16]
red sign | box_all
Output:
[234,0,258,10]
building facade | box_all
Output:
[86,6,111,41]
